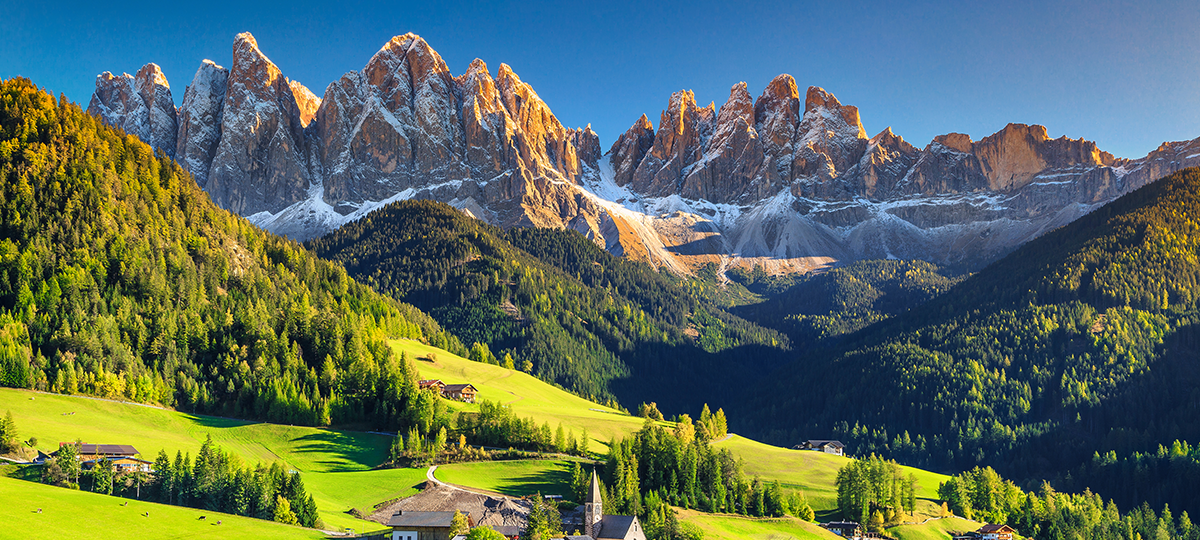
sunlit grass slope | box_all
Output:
[710,435,948,516]
[0,474,324,539]
[0,387,412,531]
[434,459,579,498]
[676,508,839,540]
[888,516,984,540]
[390,339,657,452]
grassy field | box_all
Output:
[711,435,949,518]
[888,516,982,540]
[0,473,323,539]
[0,387,416,531]
[676,508,839,540]
[391,339,659,453]
[434,459,579,499]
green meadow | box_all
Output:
[433,459,579,498]
[0,386,415,531]
[711,435,948,517]
[390,339,660,453]
[0,474,324,539]
[676,509,839,540]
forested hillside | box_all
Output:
[730,259,964,343]
[307,200,790,412]
[745,167,1200,514]
[0,78,457,433]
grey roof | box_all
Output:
[563,536,596,540]
[589,468,602,504]
[805,440,845,449]
[597,515,639,540]
[387,510,466,528]
[443,384,477,392]
[491,525,521,536]
[59,443,140,456]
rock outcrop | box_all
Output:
[87,63,177,156]
[175,60,228,188]
[204,33,313,216]
[88,32,1200,274]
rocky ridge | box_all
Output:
[89,33,1200,274]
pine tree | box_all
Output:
[0,410,16,452]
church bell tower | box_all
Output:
[585,468,603,538]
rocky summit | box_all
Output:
[89,33,1200,274]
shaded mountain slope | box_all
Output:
[307,200,790,412]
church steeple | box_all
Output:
[585,467,603,538]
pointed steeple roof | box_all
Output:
[589,467,602,504]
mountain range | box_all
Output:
[88,32,1200,274]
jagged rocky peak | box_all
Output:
[205,31,312,216]
[609,114,656,187]
[792,86,868,180]
[629,89,715,195]
[870,126,916,152]
[803,86,865,136]
[87,62,178,156]
[569,124,602,170]
[753,74,802,179]
[677,81,773,202]
[933,132,973,153]
[175,60,229,188]
[495,62,581,180]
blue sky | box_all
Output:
[6,0,1199,158]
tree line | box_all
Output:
[40,435,318,527]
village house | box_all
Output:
[387,509,473,540]
[951,524,1017,540]
[979,524,1016,540]
[419,379,446,393]
[793,440,846,456]
[82,456,154,473]
[441,384,478,403]
[822,521,863,539]
[53,443,152,472]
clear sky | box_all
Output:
[6,0,1199,159]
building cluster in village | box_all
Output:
[385,470,645,540]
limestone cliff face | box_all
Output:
[88,35,1200,274]
[609,115,655,188]
[602,77,1200,273]
[630,90,715,196]
[175,60,228,188]
[87,63,177,156]
[205,33,313,216]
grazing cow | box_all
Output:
[199,516,206,520]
